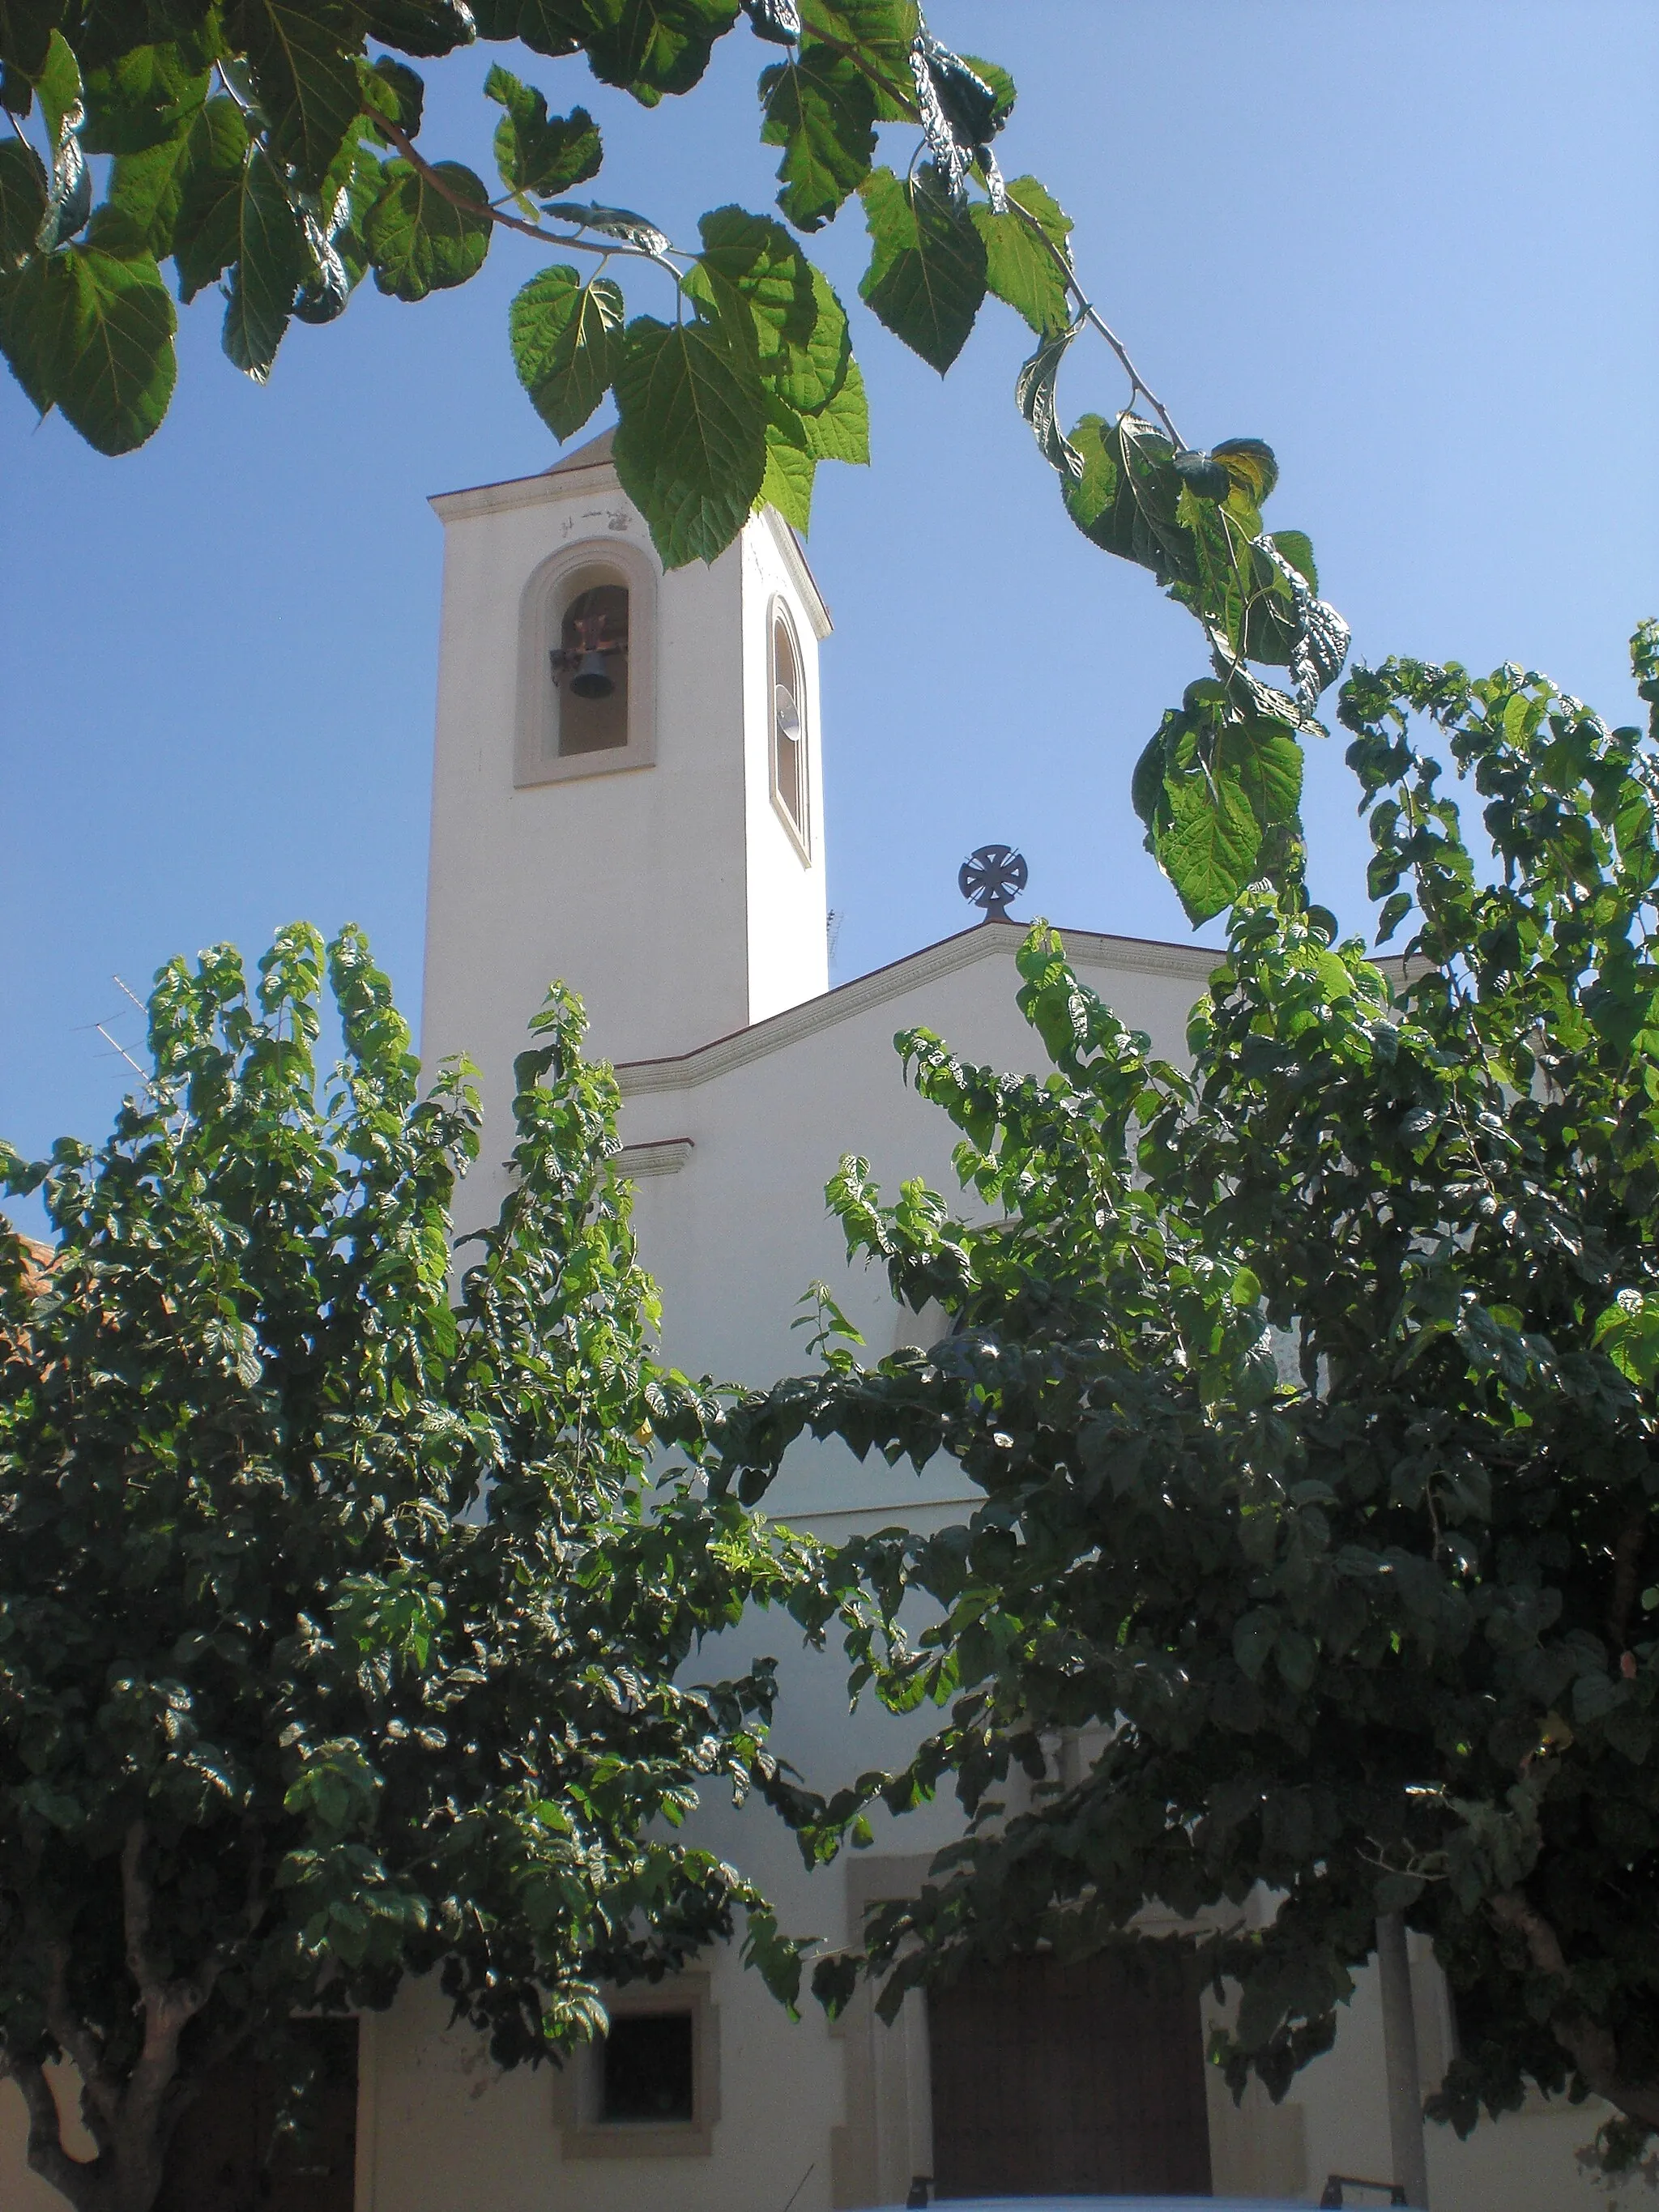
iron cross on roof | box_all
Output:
[958,844,1028,922]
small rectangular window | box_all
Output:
[553,1973,718,2158]
[599,2011,696,2125]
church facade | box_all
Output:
[0,439,1621,2211]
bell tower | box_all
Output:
[420,430,830,1187]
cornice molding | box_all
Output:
[430,457,621,522]
[759,505,832,639]
[616,922,1221,1096]
[617,1137,694,1176]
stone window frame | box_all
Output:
[768,595,811,860]
[552,1971,719,2160]
[515,535,658,788]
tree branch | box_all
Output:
[1491,1890,1659,2129]
[1007,200,1185,450]
[371,117,689,285]
[1607,1507,1648,1653]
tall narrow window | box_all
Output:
[771,607,807,850]
[553,581,629,756]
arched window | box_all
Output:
[770,604,808,852]
[516,541,656,787]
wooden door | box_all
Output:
[928,1949,1212,2199]
[156,2020,358,2212]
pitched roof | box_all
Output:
[543,425,616,477]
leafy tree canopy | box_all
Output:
[1,2,1351,921]
[0,924,810,2212]
[717,624,1659,2168]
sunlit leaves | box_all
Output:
[484,63,602,200]
[568,0,741,105]
[1015,318,1082,481]
[970,171,1071,336]
[510,261,622,438]
[612,305,766,565]
[1133,684,1305,924]
[229,0,362,188]
[0,241,176,449]
[365,158,492,300]
[81,41,208,156]
[760,44,877,231]
[859,161,985,373]
[220,146,305,375]
[170,96,254,298]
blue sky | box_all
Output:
[4,1,1657,1175]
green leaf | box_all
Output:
[1229,718,1304,841]
[791,350,865,462]
[31,27,80,151]
[1063,411,1183,576]
[1213,435,1278,514]
[0,0,61,79]
[612,309,766,568]
[1595,1290,1659,1387]
[757,415,815,530]
[220,147,305,377]
[960,52,1014,129]
[361,0,477,55]
[0,249,66,412]
[171,96,254,300]
[81,42,207,155]
[1158,773,1264,927]
[89,94,220,260]
[0,136,47,270]
[576,0,740,105]
[801,0,918,108]
[484,65,602,198]
[970,172,1071,336]
[509,262,622,440]
[695,204,851,413]
[2,242,176,451]
[858,163,986,375]
[1233,1608,1278,1681]
[1375,890,1412,947]
[760,45,876,232]
[1015,319,1082,481]
[365,159,492,301]
[1269,529,1317,593]
[359,55,425,139]
[232,0,362,188]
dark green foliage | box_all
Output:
[0,927,812,2212]
[483,63,601,201]
[714,628,1659,2150]
[858,161,985,373]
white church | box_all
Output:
[1,437,1627,2212]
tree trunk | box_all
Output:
[1491,1891,1659,2133]
[1376,1913,1430,2210]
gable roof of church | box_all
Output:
[616,918,1220,1097]
[544,426,615,476]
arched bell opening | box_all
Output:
[553,579,630,756]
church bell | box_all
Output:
[570,651,616,700]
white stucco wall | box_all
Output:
[422,445,830,1219]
